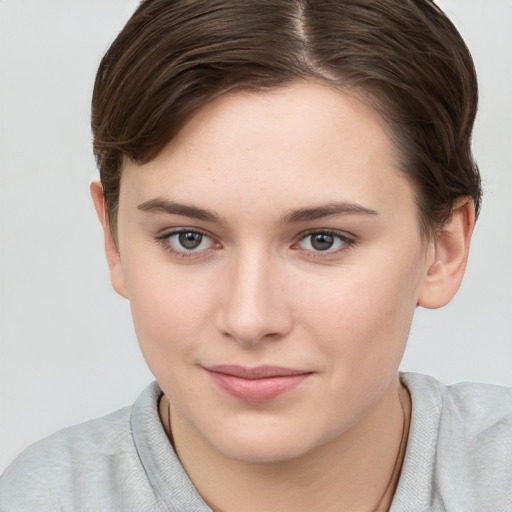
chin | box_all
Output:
[219,439,309,464]
[207,421,327,465]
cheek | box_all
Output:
[122,256,218,369]
[300,250,423,370]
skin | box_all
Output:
[92,82,474,511]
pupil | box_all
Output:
[179,232,202,249]
[311,233,334,251]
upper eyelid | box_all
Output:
[293,230,356,256]
[297,228,355,241]
[154,227,355,249]
[156,227,213,239]
[154,229,218,258]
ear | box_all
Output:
[418,198,476,309]
[90,180,128,298]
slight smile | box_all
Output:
[204,365,314,403]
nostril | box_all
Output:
[216,302,293,346]
[219,321,283,347]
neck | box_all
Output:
[159,376,410,512]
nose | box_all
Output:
[216,248,293,347]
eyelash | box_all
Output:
[293,229,356,258]
[154,228,355,260]
[154,228,219,259]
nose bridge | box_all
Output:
[217,244,292,346]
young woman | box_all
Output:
[1,1,511,511]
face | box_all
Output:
[112,82,433,463]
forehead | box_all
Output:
[119,82,416,223]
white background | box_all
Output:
[1,0,511,473]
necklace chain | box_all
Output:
[162,385,409,512]
[371,385,408,512]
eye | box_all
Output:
[175,231,207,250]
[157,228,217,256]
[296,230,353,253]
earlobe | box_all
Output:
[418,198,476,309]
[90,180,128,299]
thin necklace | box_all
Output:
[165,398,175,449]
[163,387,409,512]
[371,386,408,512]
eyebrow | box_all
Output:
[137,198,222,223]
[281,202,379,224]
[137,198,379,224]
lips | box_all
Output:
[205,365,312,403]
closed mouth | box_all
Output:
[204,365,313,402]
[206,364,311,379]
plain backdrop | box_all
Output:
[1,0,511,473]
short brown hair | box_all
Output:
[92,0,481,237]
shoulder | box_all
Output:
[0,406,132,511]
[397,373,512,512]
[438,378,512,498]
[403,372,512,438]
[0,382,168,512]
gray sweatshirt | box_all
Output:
[1,373,511,512]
